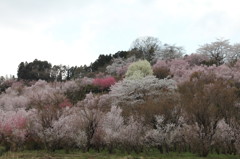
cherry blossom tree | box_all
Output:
[106,57,135,77]
[0,81,29,111]
[119,116,146,153]
[184,53,209,66]
[152,60,171,79]
[212,119,236,154]
[197,38,231,66]
[145,115,185,153]
[101,106,124,153]
[0,109,29,151]
[110,76,176,107]
[27,107,87,151]
[76,93,105,151]
[227,43,240,64]
[153,59,192,83]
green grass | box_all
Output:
[0,150,239,159]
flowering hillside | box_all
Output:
[0,38,240,157]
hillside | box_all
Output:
[0,38,239,157]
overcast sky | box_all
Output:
[1,0,240,77]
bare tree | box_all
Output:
[154,44,184,61]
[130,36,161,61]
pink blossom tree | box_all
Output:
[212,119,236,154]
[106,57,135,77]
[184,53,209,66]
[27,107,87,151]
[0,109,29,151]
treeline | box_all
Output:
[16,51,129,82]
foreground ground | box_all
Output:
[0,150,239,159]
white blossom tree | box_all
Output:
[101,106,124,153]
[145,115,185,153]
[197,38,231,66]
[76,93,105,151]
[110,76,176,107]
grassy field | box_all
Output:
[0,150,239,159]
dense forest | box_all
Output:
[0,37,240,157]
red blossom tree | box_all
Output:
[93,77,116,90]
